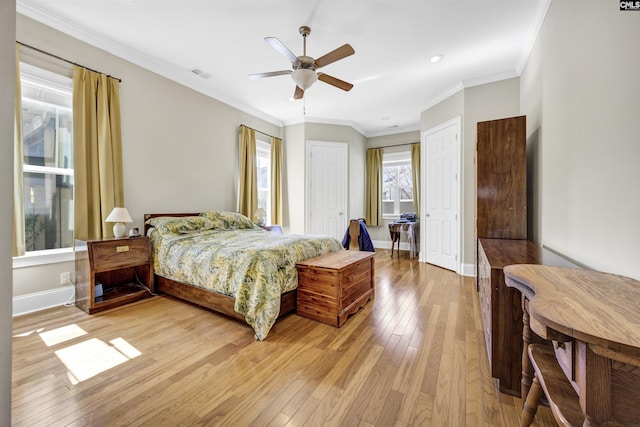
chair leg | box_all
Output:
[521,375,544,427]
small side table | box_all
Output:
[75,236,154,314]
[259,224,283,234]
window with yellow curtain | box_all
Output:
[239,125,282,226]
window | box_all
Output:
[256,138,271,225]
[382,150,413,217]
[20,63,74,252]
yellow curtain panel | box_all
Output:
[411,142,420,215]
[238,125,258,220]
[365,148,383,226]
[270,136,283,226]
[72,66,124,240]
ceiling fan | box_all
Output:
[248,26,355,100]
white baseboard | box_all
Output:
[372,240,411,251]
[374,240,476,278]
[13,285,75,317]
[460,263,476,277]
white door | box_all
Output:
[421,117,461,272]
[306,141,348,240]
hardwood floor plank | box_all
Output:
[11,251,556,426]
[395,305,441,424]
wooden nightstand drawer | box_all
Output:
[90,238,151,271]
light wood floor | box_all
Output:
[12,251,555,426]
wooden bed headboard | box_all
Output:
[143,212,200,235]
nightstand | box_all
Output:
[259,225,283,234]
[75,236,154,314]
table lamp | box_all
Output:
[254,208,266,226]
[105,207,133,238]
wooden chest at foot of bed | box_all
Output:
[296,250,375,327]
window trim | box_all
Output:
[255,138,272,225]
[17,62,75,261]
[382,150,414,219]
[13,247,75,269]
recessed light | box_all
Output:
[429,54,444,63]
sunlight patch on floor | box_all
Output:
[55,337,141,384]
[38,324,87,347]
[13,327,44,338]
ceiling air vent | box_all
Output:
[190,68,212,79]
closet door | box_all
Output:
[476,116,527,239]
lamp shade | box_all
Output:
[291,69,318,90]
[105,207,132,223]
[105,207,132,238]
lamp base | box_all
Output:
[113,222,127,238]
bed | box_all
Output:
[143,211,343,340]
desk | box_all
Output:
[388,221,419,258]
[504,265,640,426]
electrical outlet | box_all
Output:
[60,272,71,285]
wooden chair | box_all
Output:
[521,344,584,427]
[348,219,366,251]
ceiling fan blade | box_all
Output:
[317,73,353,91]
[314,44,355,68]
[247,70,292,79]
[264,37,298,63]
[294,86,304,100]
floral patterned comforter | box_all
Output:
[147,213,342,340]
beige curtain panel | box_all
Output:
[238,125,258,220]
[411,142,420,215]
[270,136,283,226]
[14,44,25,257]
[73,66,125,240]
[365,148,383,226]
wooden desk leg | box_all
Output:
[390,231,400,258]
[390,234,395,258]
[521,295,534,404]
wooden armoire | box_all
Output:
[476,115,528,396]
[476,115,527,240]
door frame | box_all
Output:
[305,140,348,237]
[420,115,462,274]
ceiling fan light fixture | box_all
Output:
[291,69,318,90]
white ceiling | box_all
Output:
[17,0,550,137]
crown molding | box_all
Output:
[516,0,551,74]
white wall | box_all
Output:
[521,0,640,279]
[283,123,306,234]
[1,1,16,421]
